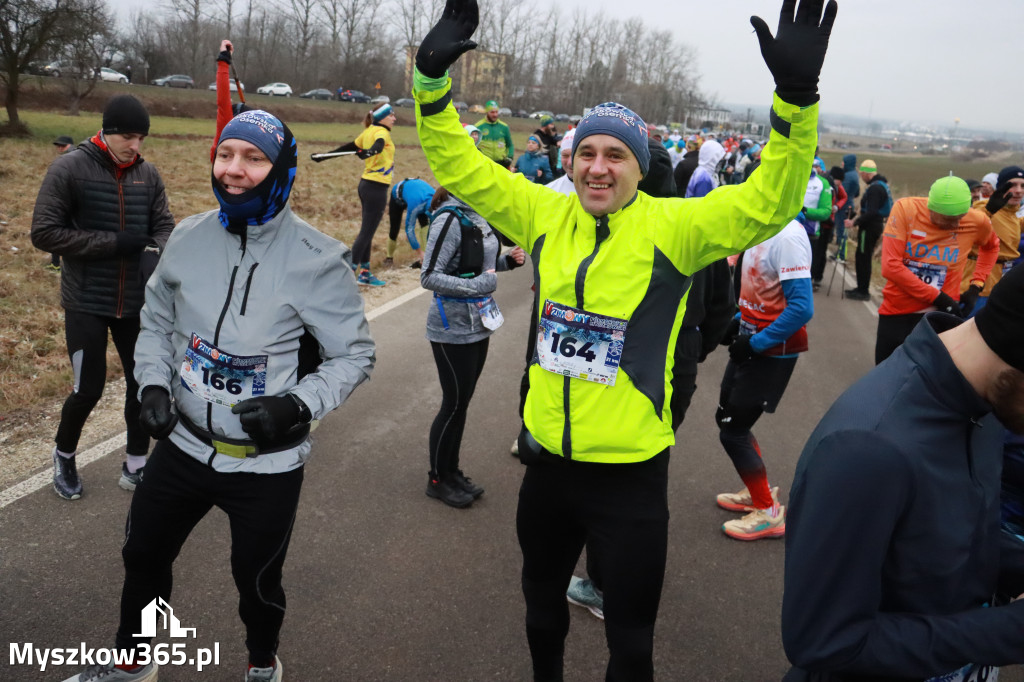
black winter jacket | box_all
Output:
[783,314,1024,681]
[854,174,889,233]
[31,140,175,318]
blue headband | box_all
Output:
[572,102,650,177]
[372,103,393,123]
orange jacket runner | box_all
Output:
[880,198,998,316]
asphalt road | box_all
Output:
[2,261,1016,681]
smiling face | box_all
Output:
[214,139,272,194]
[1005,178,1024,208]
[572,134,642,216]
[105,133,144,164]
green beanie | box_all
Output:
[927,176,972,216]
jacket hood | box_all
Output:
[843,154,857,170]
[638,139,676,198]
[868,173,888,184]
[698,140,725,174]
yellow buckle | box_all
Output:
[212,440,258,459]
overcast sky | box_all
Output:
[106,0,1022,134]
[583,0,1022,134]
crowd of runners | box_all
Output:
[22,0,1024,680]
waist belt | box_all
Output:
[433,292,490,330]
[179,413,310,459]
[968,254,1008,263]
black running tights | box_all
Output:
[429,338,489,478]
[116,440,303,667]
[517,451,669,682]
[56,311,148,456]
[352,179,389,266]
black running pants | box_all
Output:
[116,440,303,666]
[429,339,489,477]
[517,450,669,682]
[854,226,882,293]
[352,179,389,266]
[875,313,924,365]
[56,310,148,456]
[810,225,834,282]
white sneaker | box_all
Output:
[64,662,157,682]
[245,656,282,681]
[510,437,519,457]
[716,485,779,512]
[722,504,786,541]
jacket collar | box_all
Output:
[902,313,991,421]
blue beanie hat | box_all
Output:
[572,102,650,176]
[997,166,1024,187]
[218,110,284,163]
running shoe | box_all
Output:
[246,657,283,682]
[357,270,386,287]
[722,504,786,541]
[408,260,422,269]
[45,263,62,273]
[845,288,871,301]
[426,474,474,508]
[382,257,394,269]
[510,437,519,457]
[812,280,821,292]
[566,575,604,620]
[118,463,144,491]
[64,662,157,682]
[452,469,484,499]
[716,485,779,512]
[53,449,82,500]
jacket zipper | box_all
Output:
[115,168,126,318]
[206,232,248,439]
[239,263,259,316]
[561,216,611,459]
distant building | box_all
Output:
[690,106,732,128]
[404,45,509,105]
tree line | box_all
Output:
[1,0,710,133]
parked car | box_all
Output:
[99,67,128,84]
[498,107,512,116]
[207,80,244,93]
[42,61,88,78]
[152,74,194,88]
[513,109,529,118]
[337,88,370,103]
[257,82,292,96]
[529,110,554,119]
[299,88,333,100]
[394,98,415,107]
[453,101,468,112]
[554,113,570,122]
[469,103,486,114]
[26,60,50,76]
[370,95,390,104]
[569,114,582,124]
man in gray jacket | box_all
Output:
[31,94,175,500]
[68,109,375,682]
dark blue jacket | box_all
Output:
[513,151,552,184]
[783,314,1024,681]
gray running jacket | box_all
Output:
[134,207,376,473]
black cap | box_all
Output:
[102,95,150,136]
[975,264,1024,372]
[965,178,982,190]
[53,135,74,146]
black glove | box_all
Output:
[750,0,839,106]
[985,181,1014,215]
[115,231,151,256]
[958,284,983,316]
[728,334,756,363]
[139,386,177,440]
[217,49,232,64]
[415,0,479,79]
[231,395,301,442]
[355,149,375,160]
[933,291,964,318]
[719,317,741,346]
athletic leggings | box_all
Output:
[875,312,924,365]
[810,225,834,282]
[428,339,489,478]
[116,440,303,667]
[56,311,148,456]
[854,226,882,293]
[716,355,797,509]
[517,449,669,682]
[352,179,389,266]
[387,200,429,243]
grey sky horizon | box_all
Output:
[107,0,1023,134]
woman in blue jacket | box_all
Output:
[513,135,552,184]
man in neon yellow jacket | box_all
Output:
[414,1,837,679]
